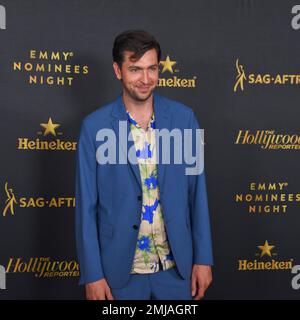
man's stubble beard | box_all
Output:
[123,81,157,103]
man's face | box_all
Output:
[113,48,159,102]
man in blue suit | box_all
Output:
[75,30,213,300]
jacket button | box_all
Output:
[137,195,142,201]
[133,225,138,230]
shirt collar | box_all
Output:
[126,111,156,129]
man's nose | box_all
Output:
[141,70,150,84]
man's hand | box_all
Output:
[191,265,212,300]
[85,278,114,300]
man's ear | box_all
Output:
[113,62,122,80]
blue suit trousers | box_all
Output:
[110,264,193,300]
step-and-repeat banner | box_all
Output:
[0,0,300,299]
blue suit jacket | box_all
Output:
[75,92,213,288]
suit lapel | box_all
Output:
[111,94,142,190]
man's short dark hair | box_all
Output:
[113,30,161,67]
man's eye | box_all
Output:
[131,69,139,72]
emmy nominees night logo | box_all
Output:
[0,5,6,30]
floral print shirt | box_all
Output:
[126,110,176,274]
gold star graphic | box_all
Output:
[40,118,60,136]
[160,55,177,74]
[258,240,275,257]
